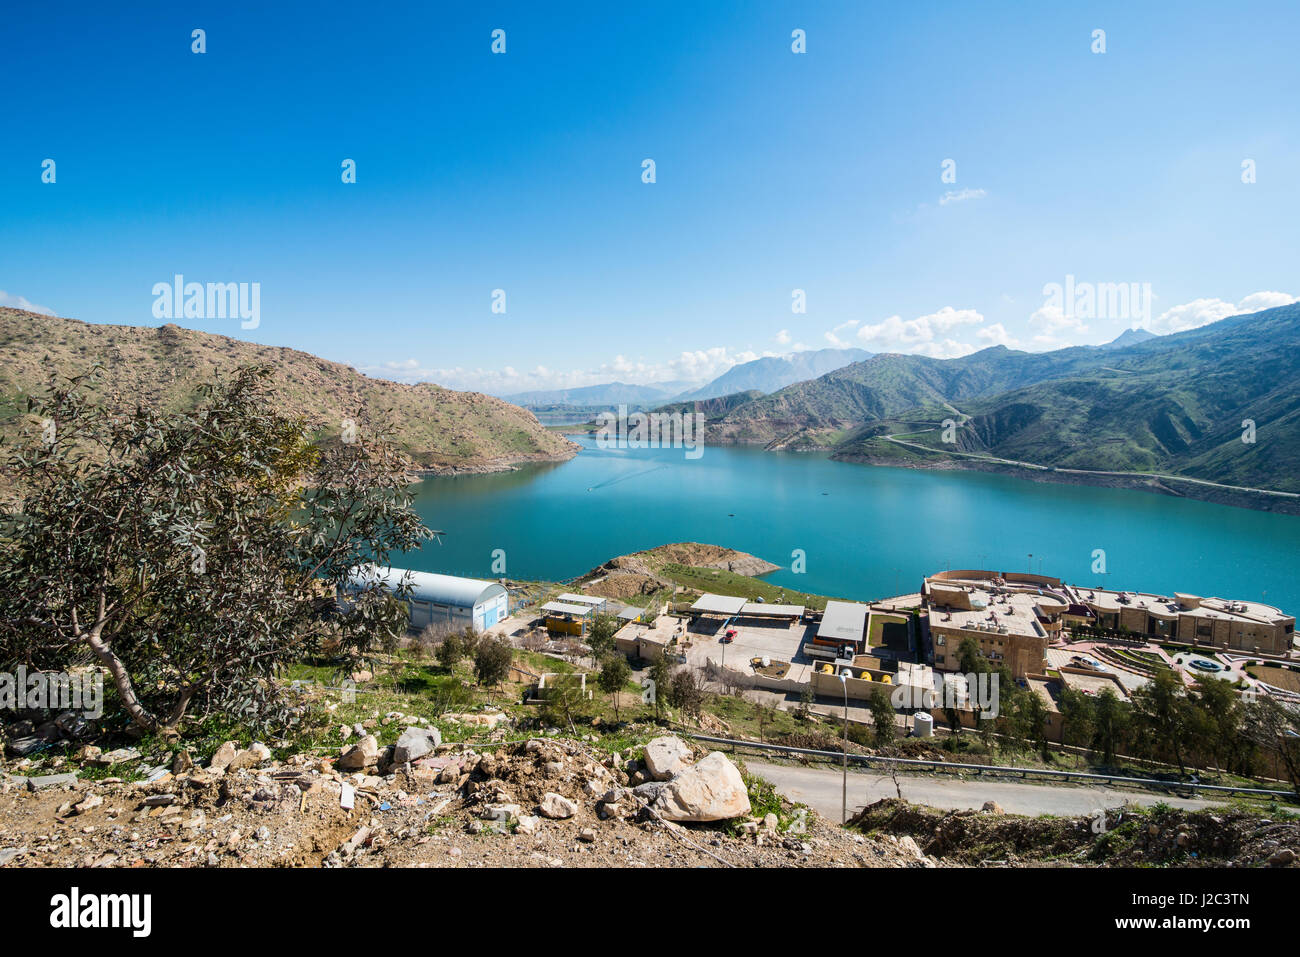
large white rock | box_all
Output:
[643,736,692,781]
[652,751,751,822]
[538,792,578,819]
[393,726,441,765]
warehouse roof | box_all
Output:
[691,594,747,616]
[740,602,804,618]
[347,565,506,608]
[556,593,607,607]
[542,601,595,617]
[817,601,868,643]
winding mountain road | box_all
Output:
[882,427,1298,500]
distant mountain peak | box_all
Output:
[1104,327,1158,349]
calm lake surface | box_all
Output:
[405,437,1300,613]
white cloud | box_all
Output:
[0,290,55,315]
[362,345,776,395]
[1236,290,1297,314]
[1141,290,1297,335]
[824,319,860,349]
[775,329,792,345]
[977,322,1019,347]
[1028,303,1088,335]
[938,188,988,206]
[854,306,985,358]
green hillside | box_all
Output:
[701,304,1300,494]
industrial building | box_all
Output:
[344,565,509,634]
[809,600,870,658]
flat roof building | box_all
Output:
[1077,587,1295,653]
[815,601,869,649]
[690,594,748,616]
[924,572,1060,678]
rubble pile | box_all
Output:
[0,731,911,868]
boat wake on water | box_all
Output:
[586,463,672,491]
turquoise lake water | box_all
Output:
[404,437,1300,613]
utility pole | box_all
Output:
[842,680,850,825]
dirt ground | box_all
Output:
[0,737,931,869]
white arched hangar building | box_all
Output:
[344,565,509,633]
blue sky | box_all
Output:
[2,0,1298,395]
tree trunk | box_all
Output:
[83,627,161,732]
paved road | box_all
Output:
[883,429,1297,499]
[746,759,1224,821]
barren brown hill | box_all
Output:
[0,309,577,473]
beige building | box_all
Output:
[1076,588,1294,654]
[924,569,1297,668]
[924,570,1066,678]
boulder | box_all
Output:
[1265,848,1297,867]
[652,752,750,822]
[338,735,379,770]
[539,792,578,819]
[632,781,667,803]
[209,741,238,771]
[481,803,522,823]
[227,749,261,772]
[393,726,441,765]
[643,736,692,781]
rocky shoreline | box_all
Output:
[412,442,580,479]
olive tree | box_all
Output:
[0,366,432,736]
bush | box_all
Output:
[435,633,464,671]
[474,636,514,687]
[667,668,706,719]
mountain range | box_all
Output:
[0,309,577,475]
[669,309,1300,503]
[671,348,872,402]
[502,347,871,409]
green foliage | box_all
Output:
[666,667,706,719]
[585,613,619,658]
[473,636,514,687]
[0,365,432,735]
[435,632,463,671]
[648,654,672,718]
[867,688,896,747]
[597,653,631,720]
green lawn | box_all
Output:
[659,563,841,610]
